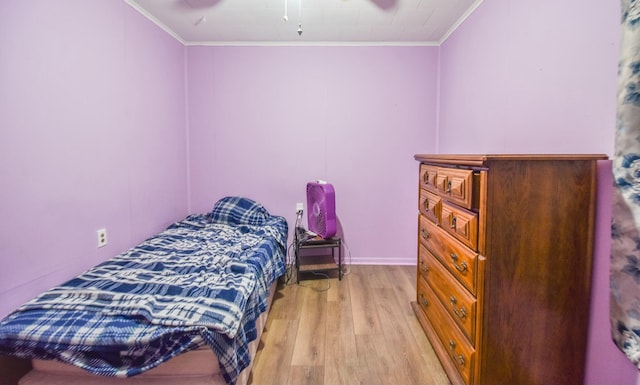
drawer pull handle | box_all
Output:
[424,199,429,211]
[420,228,431,240]
[449,340,466,366]
[446,180,452,193]
[450,253,468,273]
[419,259,429,273]
[450,216,457,229]
[419,293,429,307]
[450,296,467,319]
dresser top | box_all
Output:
[414,154,608,167]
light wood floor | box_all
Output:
[248,265,451,385]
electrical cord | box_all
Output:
[284,209,352,289]
[283,211,304,285]
[297,272,331,292]
[340,237,352,277]
[283,241,295,285]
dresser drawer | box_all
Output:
[434,167,474,209]
[420,164,439,191]
[421,164,475,210]
[418,246,429,280]
[441,201,478,250]
[418,216,479,295]
[420,245,477,343]
[419,189,442,224]
[417,276,475,384]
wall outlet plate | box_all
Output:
[97,228,107,248]
[296,202,304,213]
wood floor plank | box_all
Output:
[372,287,422,385]
[287,366,324,385]
[290,283,328,366]
[323,360,369,385]
[355,333,400,385]
[406,313,449,372]
[386,265,420,317]
[357,265,394,289]
[249,319,298,385]
[325,300,362,367]
[326,275,346,303]
[249,265,451,385]
[349,268,383,336]
[268,279,304,321]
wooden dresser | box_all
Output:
[411,154,606,385]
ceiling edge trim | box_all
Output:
[438,0,485,45]
[123,0,186,45]
[183,41,440,47]
[123,0,481,48]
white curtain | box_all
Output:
[611,0,640,367]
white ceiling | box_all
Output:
[125,0,483,46]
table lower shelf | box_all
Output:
[296,254,342,281]
[298,254,338,271]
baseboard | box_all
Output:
[346,257,415,265]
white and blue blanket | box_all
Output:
[0,197,288,385]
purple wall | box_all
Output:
[186,46,439,265]
[438,0,635,384]
[0,1,188,318]
[438,0,618,154]
[0,1,630,384]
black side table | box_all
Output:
[294,227,342,283]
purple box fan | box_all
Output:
[306,181,336,239]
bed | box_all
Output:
[0,196,288,385]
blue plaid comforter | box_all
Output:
[0,208,287,385]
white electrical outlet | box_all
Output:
[97,228,107,248]
[296,202,304,214]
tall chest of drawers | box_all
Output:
[411,154,606,385]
